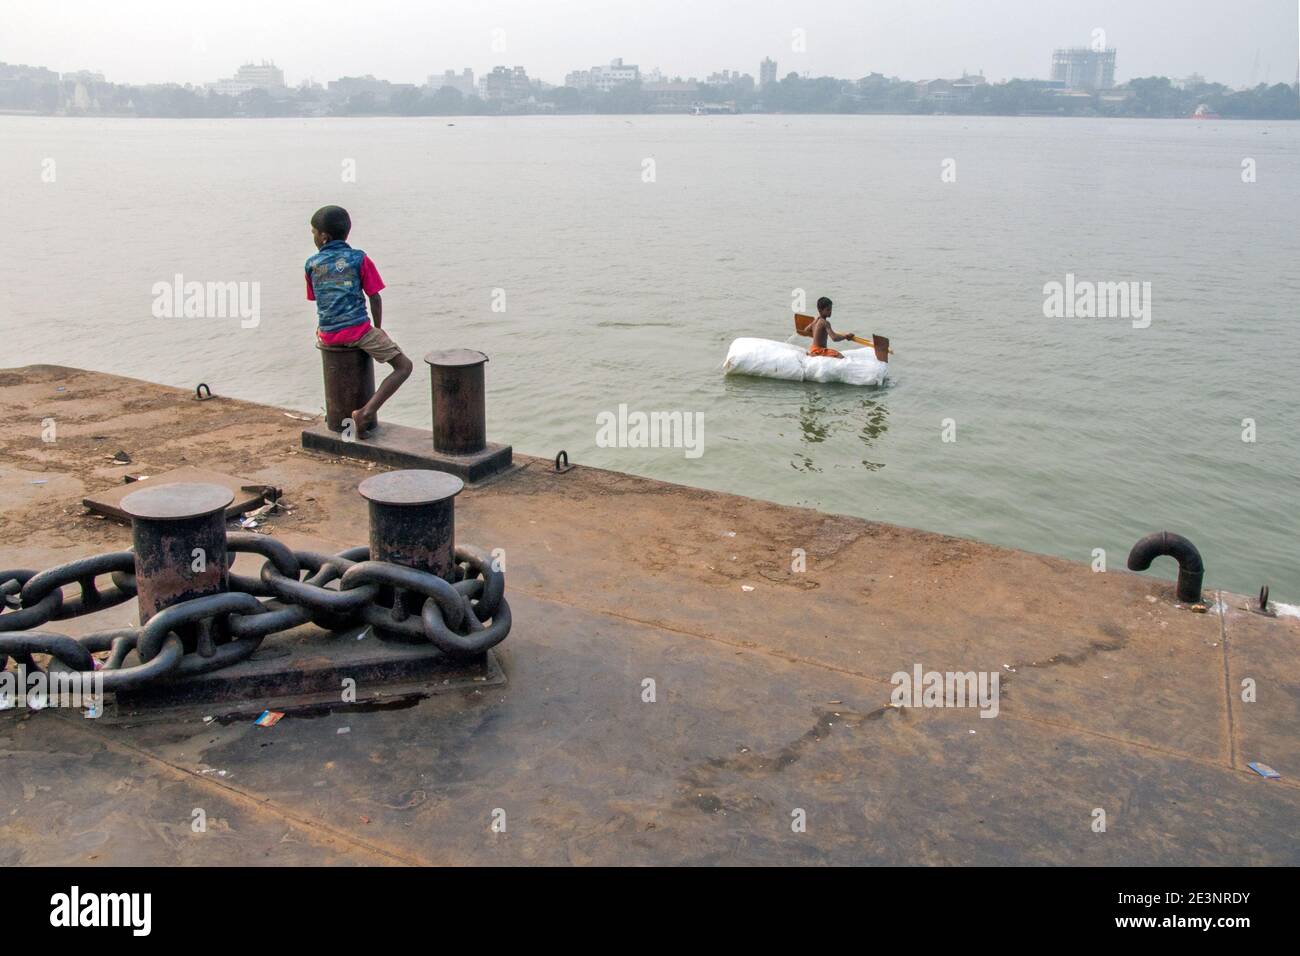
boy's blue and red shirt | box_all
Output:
[304,239,385,342]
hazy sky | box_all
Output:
[2,0,1296,88]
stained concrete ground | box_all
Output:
[1,365,1297,865]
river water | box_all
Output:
[3,114,1297,597]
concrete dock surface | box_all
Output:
[1,365,1297,865]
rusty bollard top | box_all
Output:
[358,469,464,507]
[120,482,234,626]
[423,348,488,369]
[120,482,235,521]
[359,470,464,581]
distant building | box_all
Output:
[479,66,532,103]
[0,62,60,83]
[69,81,98,111]
[327,75,391,98]
[759,57,778,87]
[593,58,639,90]
[565,58,640,92]
[952,72,987,97]
[1051,48,1116,90]
[597,58,640,91]
[643,81,699,111]
[427,68,475,96]
[706,70,754,89]
[564,69,592,90]
[914,79,956,106]
[915,73,987,105]
[212,61,286,96]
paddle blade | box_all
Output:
[794,313,815,337]
[871,335,890,363]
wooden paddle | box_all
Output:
[794,314,892,363]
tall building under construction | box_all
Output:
[1051,48,1117,90]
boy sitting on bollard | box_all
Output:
[305,205,412,433]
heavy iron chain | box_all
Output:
[0,533,510,693]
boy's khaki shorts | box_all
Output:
[317,327,403,363]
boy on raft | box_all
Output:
[807,297,856,359]
[305,204,412,434]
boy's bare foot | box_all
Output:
[350,408,374,435]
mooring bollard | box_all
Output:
[424,349,488,455]
[1,472,510,695]
[359,469,464,581]
[302,346,509,482]
[334,468,510,656]
[120,482,234,624]
[320,344,376,432]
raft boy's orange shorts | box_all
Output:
[807,346,845,359]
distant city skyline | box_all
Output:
[3,0,1296,90]
[4,46,1287,99]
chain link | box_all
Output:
[0,535,509,693]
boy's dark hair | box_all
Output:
[817,296,832,310]
[311,205,351,241]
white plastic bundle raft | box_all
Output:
[722,338,889,386]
